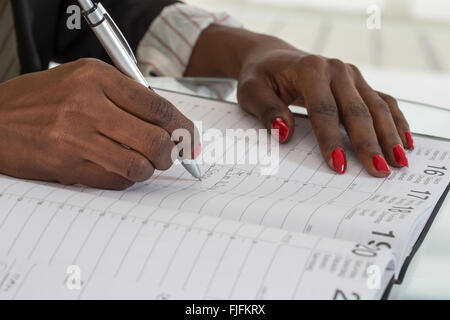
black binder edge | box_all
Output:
[381,275,396,300]
[395,183,450,284]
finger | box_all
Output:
[75,161,134,190]
[354,83,408,168]
[237,76,295,143]
[99,66,201,157]
[84,134,155,182]
[331,73,391,177]
[302,81,347,174]
[378,91,414,150]
[98,99,176,170]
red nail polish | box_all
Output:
[271,118,289,143]
[332,148,346,174]
[373,155,391,174]
[192,142,202,159]
[405,131,414,150]
[393,144,409,167]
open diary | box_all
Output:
[0,90,449,300]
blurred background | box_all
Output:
[188,0,450,73]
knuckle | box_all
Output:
[74,58,107,73]
[346,63,360,74]
[126,156,151,181]
[147,97,174,125]
[150,132,174,169]
[51,101,89,140]
[299,55,326,68]
[342,100,371,120]
[60,94,86,117]
[328,58,347,71]
[296,55,328,80]
[371,98,391,115]
[175,117,196,143]
[150,131,171,152]
[382,93,398,107]
[72,58,101,80]
[70,59,113,90]
[309,102,338,118]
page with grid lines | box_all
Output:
[0,90,449,278]
[0,189,395,300]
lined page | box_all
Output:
[2,90,444,273]
[0,192,394,299]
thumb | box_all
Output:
[237,78,295,143]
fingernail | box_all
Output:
[405,131,414,150]
[372,154,391,174]
[271,118,289,143]
[192,142,202,159]
[393,144,409,167]
[332,148,346,174]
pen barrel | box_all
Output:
[91,22,149,87]
[78,0,95,12]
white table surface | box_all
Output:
[148,70,450,299]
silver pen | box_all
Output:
[77,0,202,180]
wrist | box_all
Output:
[185,24,301,79]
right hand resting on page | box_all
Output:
[0,58,197,190]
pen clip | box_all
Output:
[103,10,138,65]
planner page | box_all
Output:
[0,90,448,276]
[0,192,395,300]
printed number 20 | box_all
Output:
[333,289,361,300]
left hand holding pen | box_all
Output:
[186,25,414,177]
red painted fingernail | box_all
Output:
[332,148,346,174]
[271,118,289,143]
[393,144,409,167]
[405,131,414,150]
[192,142,202,159]
[373,155,391,174]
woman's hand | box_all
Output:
[0,59,197,189]
[237,48,413,177]
[187,25,414,177]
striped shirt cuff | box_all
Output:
[136,3,243,78]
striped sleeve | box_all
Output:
[136,3,243,78]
